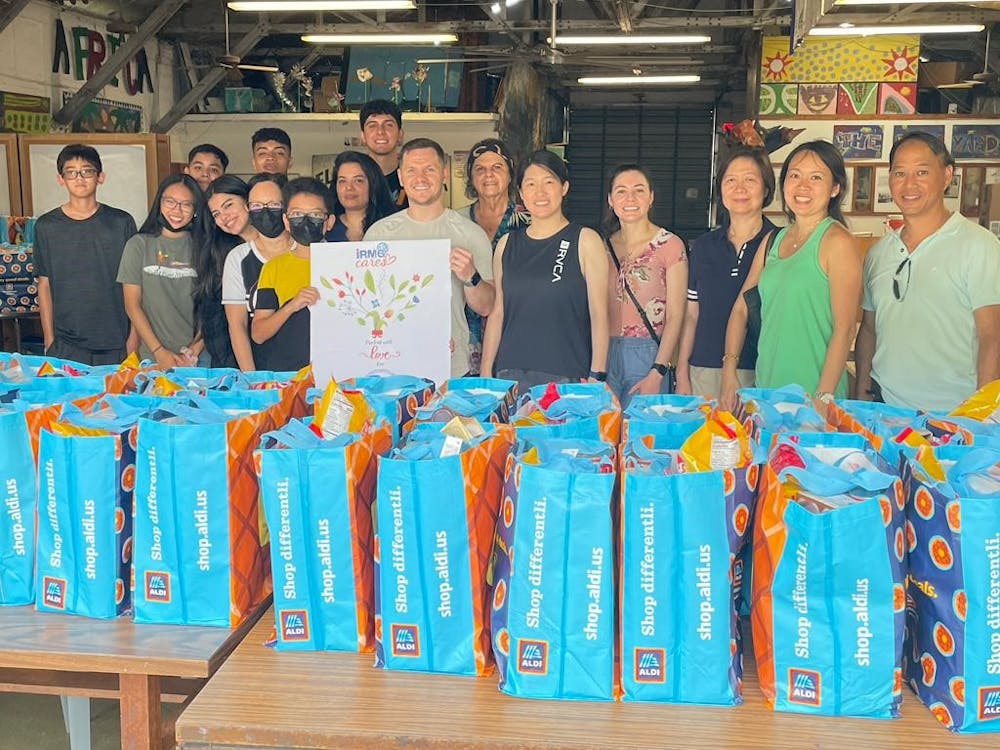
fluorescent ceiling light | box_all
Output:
[809,24,985,36]
[234,63,282,72]
[577,74,701,85]
[835,0,987,4]
[229,1,415,9]
[556,34,711,45]
[302,33,458,44]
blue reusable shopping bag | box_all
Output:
[622,393,708,443]
[259,418,391,651]
[752,434,905,718]
[34,400,142,618]
[491,438,617,700]
[511,382,621,443]
[901,444,1000,733]
[619,434,758,705]
[373,425,514,675]
[738,385,828,450]
[132,398,274,627]
[0,402,49,605]
[341,375,435,443]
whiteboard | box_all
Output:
[0,146,10,216]
[28,143,151,226]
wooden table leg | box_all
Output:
[119,673,161,750]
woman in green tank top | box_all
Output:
[720,140,862,412]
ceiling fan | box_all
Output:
[217,1,279,73]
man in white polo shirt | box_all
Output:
[855,132,1000,411]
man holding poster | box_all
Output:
[365,138,495,377]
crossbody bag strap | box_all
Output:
[605,236,661,346]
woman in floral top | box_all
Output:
[464,138,530,373]
[605,164,688,407]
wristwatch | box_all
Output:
[589,370,607,382]
[650,362,670,376]
[463,271,482,287]
[814,391,835,404]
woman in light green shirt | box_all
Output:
[720,140,861,412]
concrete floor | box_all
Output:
[0,694,183,750]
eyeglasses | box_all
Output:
[892,256,912,301]
[161,196,196,213]
[248,201,283,212]
[62,167,99,180]
[287,211,329,220]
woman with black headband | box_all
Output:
[464,138,530,373]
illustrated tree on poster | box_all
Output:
[321,265,435,339]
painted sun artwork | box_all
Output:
[882,47,918,81]
[763,50,795,82]
[760,35,920,83]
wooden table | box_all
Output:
[176,608,996,750]
[0,603,266,750]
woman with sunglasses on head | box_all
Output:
[720,140,861,413]
[480,150,609,391]
[117,174,213,369]
[604,163,687,408]
[193,174,257,369]
[221,173,291,371]
[463,138,530,373]
[325,150,395,242]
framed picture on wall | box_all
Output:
[961,166,985,218]
[851,165,875,213]
[873,168,895,213]
[945,170,961,199]
[0,133,20,216]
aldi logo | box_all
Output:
[144,571,171,603]
[517,639,548,675]
[279,610,310,642]
[391,624,420,657]
[788,668,821,706]
[633,648,666,684]
[979,686,1000,721]
[42,576,66,609]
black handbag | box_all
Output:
[606,237,677,393]
[742,230,777,365]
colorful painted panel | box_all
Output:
[60,93,141,133]
[798,84,838,115]
[759,83,799,116]
[892,124,946,144]
[951,125,1000,159]
[0,91,51,134]
[837,83,878,115]
[761,35,919,84]
[833,125,884,160]
[878,83,917,115]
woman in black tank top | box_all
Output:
[480,150,609,392]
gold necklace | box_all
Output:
[789,221,821,250]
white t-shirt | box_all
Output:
[222,240,264,308]
[365,208,494,378]
[863,212,1000,411]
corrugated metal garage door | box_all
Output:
[564,107,715,244]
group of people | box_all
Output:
[32,98,1000,413]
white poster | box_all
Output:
[311,239,452,384]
